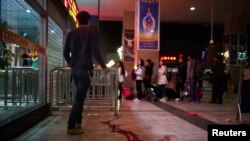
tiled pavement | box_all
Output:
[15,91,250,141]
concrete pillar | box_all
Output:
[122,0,161,89]
[122,11,135,88]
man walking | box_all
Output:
[63,11,107,135]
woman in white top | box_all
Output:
[157,60,168,102]
[134,59,144,102]
[118,61,125,99]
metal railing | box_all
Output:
[49,67,118,115]
[0,67,39,109]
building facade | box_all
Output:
[0,0,77,139]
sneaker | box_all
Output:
[66,128,84,135]
[159,98,166,103]
[133,98,141,102]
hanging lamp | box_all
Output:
[209,0,214,44]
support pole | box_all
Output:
[236,61,243,123]
[97,0,100,31]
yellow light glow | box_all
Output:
[64,0,79,25]
[106,60,115,68]
[117,46,123,60]
[224,50,229,58]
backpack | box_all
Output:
[131,70,136,81]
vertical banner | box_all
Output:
[124,29,135,62]
[139,0,159,50]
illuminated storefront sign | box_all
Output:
[64,0,79,24]
[0,29,45,54]
[160,56,176,61]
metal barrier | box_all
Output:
[0,67,39,109]
[49,67,118,115]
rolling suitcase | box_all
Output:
[150,84,163,100]
[165,88,177,100]
[122,88,134,100]
[144,89,157,102]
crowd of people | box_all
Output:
[117,53,229,105]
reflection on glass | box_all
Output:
[38,0,45,7]
[0,40,41,126]
[3,42,40,68]
[0,0,42,126]
[1,0,40,44]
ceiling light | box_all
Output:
[26,9,31,13]
[209,39,214,44]
[210,0,214,44]
[50,30,55,33]
[190,7,195,11]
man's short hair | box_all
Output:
[76,11,91,25]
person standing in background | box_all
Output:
[157,60,168,102]
[134,59,144,102]
[117,61,126,100]
[186,53,198,103]
[143,59,154,91]
[175,55,187,101]
[63,11,107,135]
[210,54,225,104]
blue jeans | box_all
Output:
[68,69,91,129]
[188,77,197,102]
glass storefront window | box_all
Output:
[38,0,45,7]
[0,37,42,127]
[0,0,43,126]
[1,0,40,44]
[46,17,64,101]
[48,17,64,70]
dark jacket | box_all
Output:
[63,27,106,70]
[144,65,153,78]
[176,62,187,81]
[187,59,197,79]
[211,61,225,83]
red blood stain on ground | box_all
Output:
[158,135,172,141]
[187,112,201,116]
[102,120,173,141]
[102,120,143,141]
[122,105,131,110]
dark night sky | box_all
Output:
[99,21,123,54]
[99,21,225,58]
[160,23,224,57]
